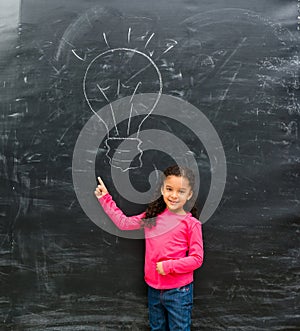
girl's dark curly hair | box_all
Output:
[141,165,199,228]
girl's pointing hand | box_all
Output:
[94,177,108,199]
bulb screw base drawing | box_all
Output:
[105,137,143,172]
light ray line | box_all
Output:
[162,45,174,54]
[128,27,131,43]
[125,64,150,84]
[144,32,155,49]
[109,104,119,136]
[162,39,178,55]
[101,85,111,91]
[62,37,75,48]
[103,32,110,48]
[86,13,93,27]
[215,37,247,75]
[117,79,120,97]
[97,84,119,135]
[124,46,176,84]
[72,50,85,61]
[97,84,110,102]
[127,103,134,135]
[130,81,142,103]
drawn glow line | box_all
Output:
[216,37,247,75]
[162,39,178,55]
[97,84,119,135]
[97,84,110,103]
[62,37,75,48]
[128,27,131,43]
[163,45,175,55]
[127,103,134,136]
[101,85,111,91]
[86,13,92,27]
[130,81,142,103]
[117,79,120,97]
[121,82,131,89]
[72,49,85,61]
[103,32,110,48]
[144,32,155,49]
[124,41,177,84]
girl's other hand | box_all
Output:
[156,262,166,275]
[94,176,108,199]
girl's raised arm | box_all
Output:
[95,177,145,231]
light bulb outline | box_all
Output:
[83,47,163,139]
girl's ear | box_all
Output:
[187,191,193,201]
[161,186,164,196]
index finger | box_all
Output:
[97,176,105,186]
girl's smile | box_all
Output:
[161,175,193,215]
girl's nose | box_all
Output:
[171,191,178,199]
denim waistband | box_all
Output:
[149,282,193,292]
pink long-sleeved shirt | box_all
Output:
[99,193,204,289]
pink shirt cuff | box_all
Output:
[98,193,110,203]
[162,260,174,274]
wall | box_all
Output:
[0,0,299,329]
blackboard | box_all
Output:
[1,0,299,329]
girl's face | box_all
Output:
[161,175,193,215]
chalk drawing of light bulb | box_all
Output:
[83,47,163,172]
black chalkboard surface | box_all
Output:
[1,0,299,329]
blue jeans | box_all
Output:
[148,283,193,331]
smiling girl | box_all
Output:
[95,165,204,330]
